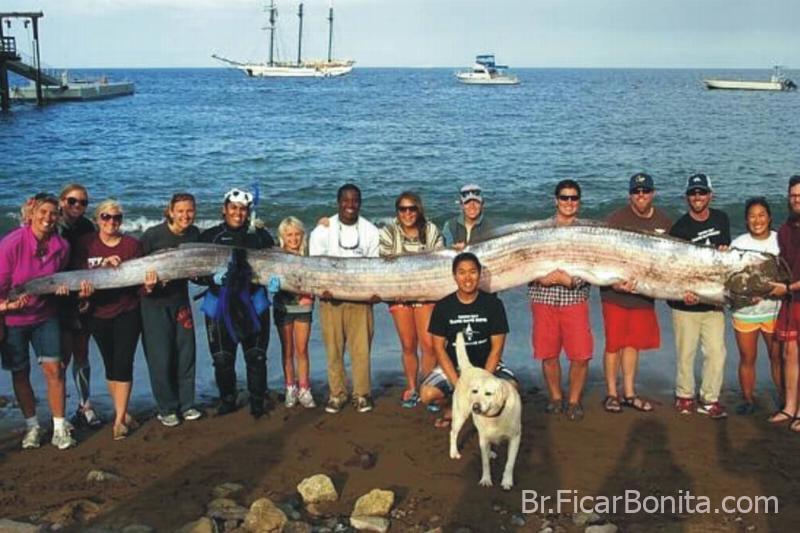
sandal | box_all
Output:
[621,395,653,412]
[544,399,564,415]
[401,390,421,409]
[768,410,794,424]
[112,423,129,441]
[790,419,800,433]
[434,416,451,429]
[603,395,622,413]
[565,402,584,422]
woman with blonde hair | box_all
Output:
[274,216,315,408]
[1,193,76,450]
[379,191,444,408]
[72,199,148,440]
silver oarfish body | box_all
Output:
[11,222,788,307]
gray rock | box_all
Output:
[0,519,42,532]
[352,489,395,518]
[573,512,602,527]
[510,514,526,527]
[539,528,553,533]
[585,525,618,533]
[349,515,389,533]
[86,469,122,483]
[207,498,248,522]
[243,497,288,533]
[284,521,313,533]
[212,482,246,500]
[177,517,217,533]
[297,474,339,504]
[278,503,302,521]
[42,499,102,526]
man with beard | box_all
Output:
[669,174,731,419]
[600,173,672,413]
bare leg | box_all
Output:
[293,320,312,386]
[278,322,295,386]
[390,306,419,394]
[620,347,640,399]
[41,361,66,418]
[604,350,621,398]
[567,359,589,404]
[783,341,799,417]
[414,304,437,377]
[12,367,36,418]
[764,332,783,405]
[735,329,759,403]
[109,380,132,428]
[541,358,563,402]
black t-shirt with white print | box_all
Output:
[428,290,509,370]
[668,208,731,312]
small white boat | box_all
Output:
[456,55,519,85]
[11,73,134,102]
[703,66,797,91]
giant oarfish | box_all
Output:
[10,222,789,307]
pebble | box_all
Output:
[86,470,122,482]
[585,524,618,533]
[572,512,602,527]
[212,482,245,500]
[349,516,389,533]
[539,527,553,533]
[510,514,526,527]
[0,519,41,532]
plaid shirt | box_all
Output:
[528,278,591,306]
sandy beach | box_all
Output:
[1,380,798,532]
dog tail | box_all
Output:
[455,331,474,370]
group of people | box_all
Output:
[1,173,799,452]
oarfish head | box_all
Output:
[725,252,790,309]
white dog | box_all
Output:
[449,332,522,490]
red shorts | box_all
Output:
[776,301,800,341]
[601,301,660,353]
[530,301,593,361]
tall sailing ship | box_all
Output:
[212,1,354,78]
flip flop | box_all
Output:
[426,403,442,414]
[791,418,800,433]
[565,403,584,422]
[768,410,794,424]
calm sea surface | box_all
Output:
[1,68,798,420]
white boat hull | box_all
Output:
[703,79,792,91]
[239,63,353,78]
[456,73,519,85]
[11,80,135,102]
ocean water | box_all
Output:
[1,68,798,421]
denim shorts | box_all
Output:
[1,317,62,372]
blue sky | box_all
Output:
[2,0,798,68]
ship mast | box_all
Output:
[296,2,303,66]
[266,0,277,66]
[326,0,333,63]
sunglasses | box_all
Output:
[460,189,482,198]
[631,188,653,195]
[558,195,580,202]
[66,197,89,207]
[99,213,123,223]
[687,189,709,197]
[397,205,419,213]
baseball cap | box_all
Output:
[223,188,254,207]
[459,184,483,204]
[685,173,712,193]
[629,172,654,193]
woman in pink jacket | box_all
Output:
[0,193,76,451]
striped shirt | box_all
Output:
[378,220,444,256]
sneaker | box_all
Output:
[181,408,203,421]
[675,397,695,415]
[353,395,374,413]
[298,388,316,409]
[157,413,181,427]
[325,396,347,414]
[51,428,77,450]
[82,405,103,428]
[21,426,43,450]
[285,384,299,408]
[697,401,728,419]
